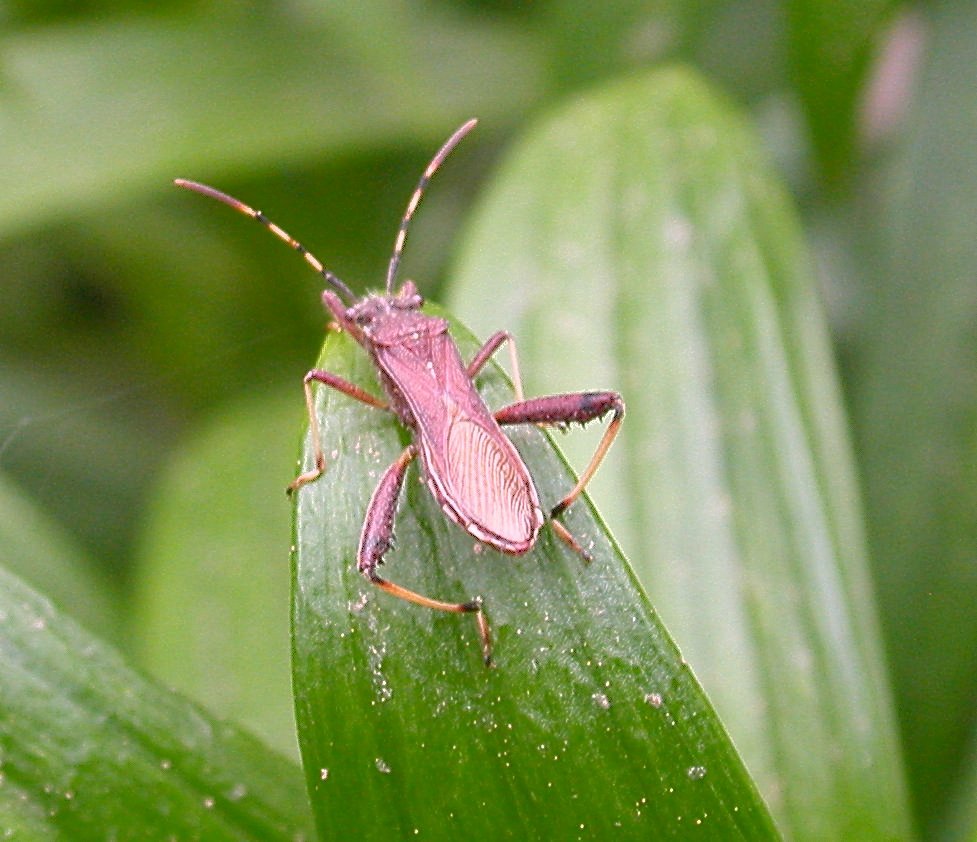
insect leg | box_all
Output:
[288,370,390,494]
[466,331,525,401]
[359,445,492,665]
[495,391,625,557]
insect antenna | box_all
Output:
[173,179,357,304]
[385,118,478,295]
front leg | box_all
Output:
[495,391,624,555]
[288,368,389,495]
[358,445,492,665]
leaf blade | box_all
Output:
[851,1,977,834]
[132,390,301,758]
[0,564,313,840]
[449,68,911,839]
[0,5,542,238]
[291,318,778,839]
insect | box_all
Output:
[175,119,623,665]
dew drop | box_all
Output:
[687,765,707,781]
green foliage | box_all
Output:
[785,0,898,187]
[850,2,977,835]
[450,69,909,839]
[0,2,973,839]
[291,317,777,838]
[0,473,120,642]
[132,390,301,757]
[0,562,313,839]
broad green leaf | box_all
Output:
[133,389,301,758]
[449,68,910,839]
[291,320,778,839]
[785,0,896,188]
[0,563,313,840]
[851,0,977,835]
[0,4,542,238]
[0,471,119,642]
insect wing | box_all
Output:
[439,416,540,550]
[377,334,543,552]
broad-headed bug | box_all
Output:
[175,119,624,664]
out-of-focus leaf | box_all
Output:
[536,0,783,103]
[851,1,977,836]
[0,358,170,573]
[133,388,301,758]
[450,67,911,839]
[291,325,779,839]
[785,0,896,188]
[0,471,120,641]
[0,564,313,840]
[538,0,711,84]
[0,4,542,238]
[940,718,977,842]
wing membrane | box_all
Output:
[376,333,542,551]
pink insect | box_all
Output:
[175,119,624,664]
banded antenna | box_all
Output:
[174,117,477,302]
[173,178,357,304]
[385,118,478,294]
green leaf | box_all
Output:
[0,471,120,642]
[0,3,542,238]
[851,0,977,835]
[939,721,977,842]
[291,318,778,838]
[0,563,313,840]
[0,358,163,573]
[531,0,784,104]
[449,68,911,839]
[132,389,301,758]
[785,0,896,188]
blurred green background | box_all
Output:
[1,1,976,839]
